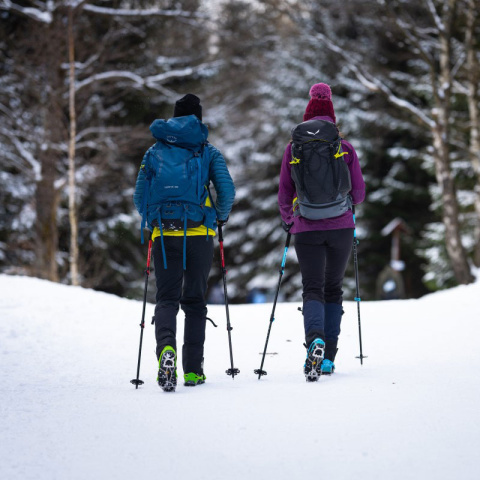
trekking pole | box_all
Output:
[352,206,367,364]
[218,223,240,378]
[254,231,292,379]
[130,236,153,388]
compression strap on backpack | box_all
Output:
[196,155,202,199]
[157,213,168,269]
[329,143,339,190]
[334,142,348,159]
[183,210,188,270]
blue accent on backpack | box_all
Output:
[138,115,217,269]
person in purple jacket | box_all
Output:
[278,83,365,380]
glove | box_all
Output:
[217,217,228,227]
[282,221,293,232]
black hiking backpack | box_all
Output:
[290,118,352,220]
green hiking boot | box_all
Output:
[157,346,177,392]
[184,372,206,387]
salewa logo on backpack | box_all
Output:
[290,118,352,220]
[167,136,177,143]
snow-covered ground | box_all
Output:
[1,274,479,480]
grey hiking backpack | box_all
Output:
[290,118,352,220]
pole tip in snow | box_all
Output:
[226,368,240,378]
[355,355,368,364]
[130,379,144,388]
[254,369,267,379]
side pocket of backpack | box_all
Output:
[203,205,217,230]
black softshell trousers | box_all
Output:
[295,228,353,353]
[152,235,214,374]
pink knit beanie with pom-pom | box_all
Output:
[309,83,332,100]
[303,83,336,122]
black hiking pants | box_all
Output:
[295,228,354,353]
[152,235,214,375]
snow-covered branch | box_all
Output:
[75,70,144,92]
[75,126,127,142]
[425,0,445,32]
[312,32,435,129]
[453,79,469,96]
[0,0,52,23]
[0,1,208,25]
[75,61,223,94]
[81,4,207,20]
[0,102,15,118]
[354,65,434,129]
[0,127,42,180]
[395,17,435,66]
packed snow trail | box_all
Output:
[1,274,479,480]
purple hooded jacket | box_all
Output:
[278,115,365,233]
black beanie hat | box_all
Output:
[173,93,202,121]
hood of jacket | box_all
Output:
[149,114,208,150]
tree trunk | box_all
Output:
[35,156,59,282]
[34,12,65,282]
[431,125,473,283]
[465,0,480,267]
[68,6,79,286]
[431,0,473,284]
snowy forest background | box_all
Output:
[1,0,479,303]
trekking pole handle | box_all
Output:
[219,241,226,270]
[146,239,152,274]
[218,223,226,270]
[217,222,224,242]
[283,233,292,263]
[141,239,153,329]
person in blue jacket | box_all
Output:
[134,94,235,392]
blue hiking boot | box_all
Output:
[157,346,177,392]
[320,359,335,375]
[304,338,325,382]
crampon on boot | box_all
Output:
[157,346,177,392]
[304,338,325,382]
[184,372,206,387]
